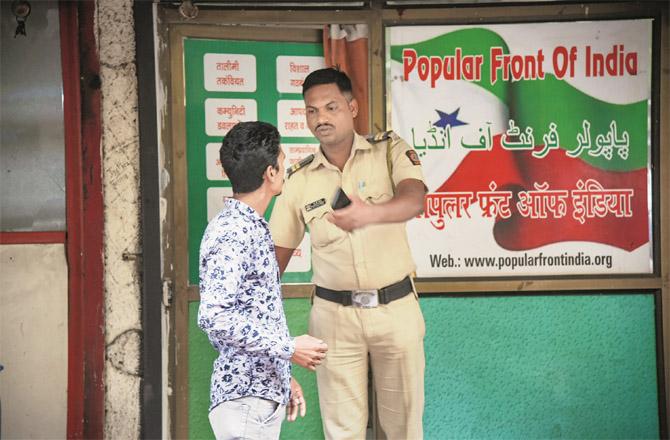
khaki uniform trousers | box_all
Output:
[309,292,426,440]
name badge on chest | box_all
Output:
[304,198,326,212]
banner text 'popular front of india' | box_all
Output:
[387,20,653,277]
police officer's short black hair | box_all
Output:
[302,67,353,96]
[219,121,280,194]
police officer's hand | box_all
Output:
[291,334,328,371]
[327,194,375,232]
[287,377,307,421]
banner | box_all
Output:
[387,20,653,277]
[184,38,324,285]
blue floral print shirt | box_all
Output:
[198,198,295,411]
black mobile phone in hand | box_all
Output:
[331,187,352,210]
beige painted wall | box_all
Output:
[0,244,68,439]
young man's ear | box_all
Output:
[265,164,278,182]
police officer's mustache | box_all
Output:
[316,123,334,130]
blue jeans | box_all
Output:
[208,396,285,440]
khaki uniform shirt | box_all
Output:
[269,132,425,291]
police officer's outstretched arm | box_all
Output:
[327,178,425,232]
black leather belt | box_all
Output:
[315,276,413,306]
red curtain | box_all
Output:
[323,24,369,135]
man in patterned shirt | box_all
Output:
[198,121,328,440]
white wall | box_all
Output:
[97,0,143,438]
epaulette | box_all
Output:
[287,154,315,178]
[365,130,398,144]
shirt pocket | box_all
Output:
[301,204,345,249]
[361,177,394,205]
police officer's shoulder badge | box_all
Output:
[287,154,315,178]
[405,149,421,166]
[365,130,399,144]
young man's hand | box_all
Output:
[286,377,306,421]
[291,335,328,371]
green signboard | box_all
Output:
[184,37,325,285]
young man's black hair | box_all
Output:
[219,121,280,194]
[302,67,353,97]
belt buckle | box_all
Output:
[351,289,379,308]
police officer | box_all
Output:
[269,68,426,440]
